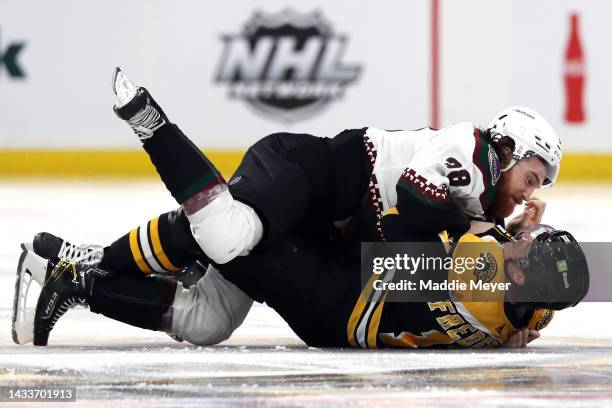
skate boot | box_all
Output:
[111,67,168,141]
[30,232,104,265]
[32,257,112,346]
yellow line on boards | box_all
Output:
[556,154,612,182]
[0,150,245,179]
[0,150,610,182]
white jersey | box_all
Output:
[361,123,500,239]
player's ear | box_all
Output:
[491,136,515,168]
[507,262,525,286]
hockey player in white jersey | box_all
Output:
[13,68,562,346]
[108,67,561,265]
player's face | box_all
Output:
[489,156,547,218]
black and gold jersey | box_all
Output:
[346,225,555,349]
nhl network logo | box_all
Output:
[215,9,361,123]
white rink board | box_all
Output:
[441,0,610,152]
[0,1,429,149]
[1,1,610,151]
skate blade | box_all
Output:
[112,66,137,108]
[12,247,48,345]
[22,240,34,252]
[111,66,122,95]
[12,249,33,344]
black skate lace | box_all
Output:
[59,242,104,265]
[48,297,88,329]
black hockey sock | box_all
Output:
[143,123,226,204]
[101,208,205,275]
[88,273,177,331]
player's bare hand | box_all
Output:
[524,197,546,225]
[503,328,540,348]
[507,197,546,233]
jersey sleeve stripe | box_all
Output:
[176,172,226,204]
[129,227,153,274]
[380,330,454,348]
[347,272,377,347]
[138,222,166,273]
[367,294,387,348]
[349,269,395,348]
[149,217,179,272]
[397,168,451,209]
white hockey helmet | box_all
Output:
[487,106,561,188]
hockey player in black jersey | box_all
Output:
[14,217,588,348]
[221,221,589,349]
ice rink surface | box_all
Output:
[1,180,611,407]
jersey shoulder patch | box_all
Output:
[471,129,500,210]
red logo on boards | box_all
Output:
[564,12,585,124]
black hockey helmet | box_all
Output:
[513,226,589,310]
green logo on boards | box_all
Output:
[0,29,26,78]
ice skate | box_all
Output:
[111,67,168,140]
[13,241,112,346]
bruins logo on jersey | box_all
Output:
[536,310,554,330]
[474,252,498,283]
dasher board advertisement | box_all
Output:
[0,1,429,149]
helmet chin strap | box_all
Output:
[489,129,518,173]
[501,158,517,173]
